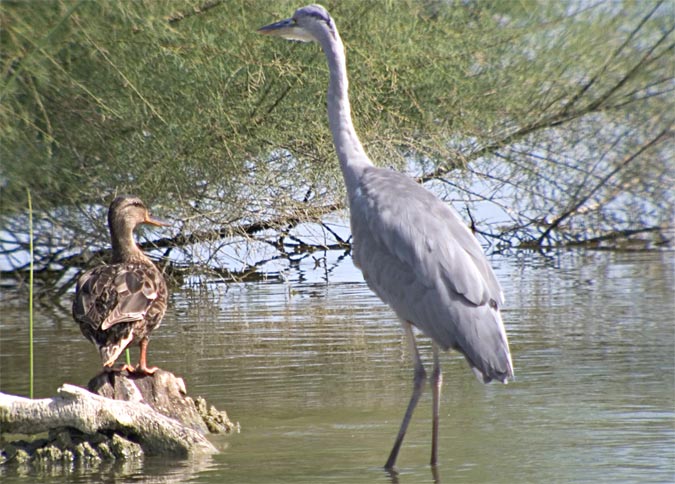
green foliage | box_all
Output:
[1,0,672,281]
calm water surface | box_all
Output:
[1,250,674,483]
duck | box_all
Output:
[72,195,169,375]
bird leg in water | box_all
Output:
[385,322,427,469]
[134,337,158,375]
[431,343,442,467]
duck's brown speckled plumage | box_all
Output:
[72,195,168,374]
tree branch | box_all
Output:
[536,127,672,245]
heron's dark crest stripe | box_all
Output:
[300,4,333,28]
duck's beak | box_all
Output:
[143,214,170,227]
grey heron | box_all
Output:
[72,195,169,375]
[258,4,514,469]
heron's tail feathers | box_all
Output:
[470,360,514,384]
[457,305,514,384]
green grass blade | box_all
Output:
[27,188,34,399]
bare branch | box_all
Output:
[537,127,672,245]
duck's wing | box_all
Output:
[73,263,164,331]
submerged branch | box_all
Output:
[519,225,671,251]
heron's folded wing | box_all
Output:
[354,167,503,308]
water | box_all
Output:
[1,250,674,483]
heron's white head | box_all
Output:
[257,4,334,43]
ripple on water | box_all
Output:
[0,250,673,483]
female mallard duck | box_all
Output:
[72,195,169,375]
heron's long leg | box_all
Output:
[385,322,427,470]
[430,343,442,467]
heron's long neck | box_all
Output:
[319,30,372,195]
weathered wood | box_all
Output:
[0,384,217,457]
[87,370,212,434]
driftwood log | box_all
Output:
[0,384,216,456]
[1,370,236,467]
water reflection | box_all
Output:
[1,250,673,483]
[0,452,218,483]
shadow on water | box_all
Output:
[1,250,674,483]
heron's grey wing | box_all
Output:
[350,167,512,381]
[352,167,503,307]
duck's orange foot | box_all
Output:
[131,363,159,376]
